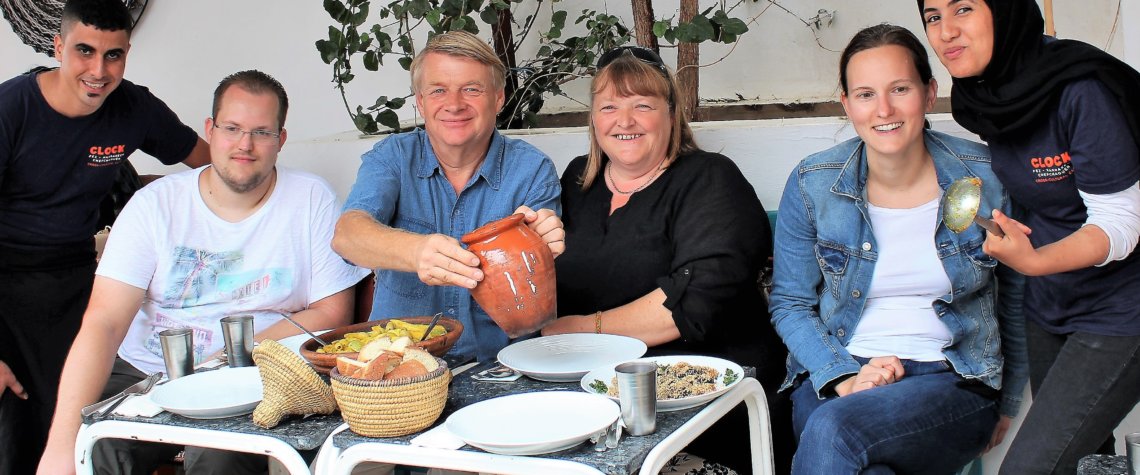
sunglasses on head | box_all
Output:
[596,45,669,75]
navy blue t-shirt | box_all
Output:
[0,70,197,250]
[988,78,1140,335]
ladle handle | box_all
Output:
[974,216,1005,238]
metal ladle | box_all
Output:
[941,176,1005,237]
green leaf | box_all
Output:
[408,0,430,18]
[363,51,379,71]
[323,0,346,19]
[327,25,344,45]
[652,20,669,37]
[720,18,749,36]
[548,27,562,39]
[689,15,715,42]
[551,10,567,29]
[398,56,413,70]
[353,113,378,134]
[480,6,498,25]
[452,16,467,31]
[377,109,400,131]
[350,3,369,26]
[426,10,441,28]
[371,96,390,109]
[315,39,338,64]
[387,96,407,108]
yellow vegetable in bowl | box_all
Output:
[315,319,447,354]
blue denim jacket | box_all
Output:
[769,130,1028,417]
[343,128,561,362]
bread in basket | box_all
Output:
[330,357,450,437]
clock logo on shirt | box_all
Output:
[87,144,127,167]
[1029,151,1074,184]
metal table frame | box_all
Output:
[313,377,773,475]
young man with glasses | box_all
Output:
[37,70,367,474]
[332,31,564,364]
[0,0,210,472]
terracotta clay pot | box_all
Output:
[461,213,556,337]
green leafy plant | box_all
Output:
[316,0,755,134]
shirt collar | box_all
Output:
[414,128,506,191]
[832,130,977,200]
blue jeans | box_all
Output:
[791,359,998,475]
[999,323,1140,475]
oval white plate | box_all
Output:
[276,330,331,356]
[579,355,744,412]
[497,334,648,382]
[151,366,262,419]
[446,391,618,455]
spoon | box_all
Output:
[279,312,331,347]
[941,176,1004,237]
[420,312,444,342]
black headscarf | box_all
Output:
[918,0,1140,143]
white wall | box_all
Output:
[1,0,1125,146]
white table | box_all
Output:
[74,419,313,474]
[314,377,774,475]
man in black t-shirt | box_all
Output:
[0,1,208,472]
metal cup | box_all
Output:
[1127,432,1140,475]
[158,328,194,379]
[220,315,255,367]
[615,361,657,436]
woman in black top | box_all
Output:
[542,45,790,474]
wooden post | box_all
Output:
[631,0,659,50]
[1044,0,1055,36]
[677,0,700,122]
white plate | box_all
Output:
[151,366,263,419]
[579,355,744,412]
[276,330,331,355]
[497,334,647,382]
[446,391,619,455]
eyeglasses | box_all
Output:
[211,123,281,144]
[596,45,669,76]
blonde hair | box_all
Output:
[581,54,697,189]
[409,31,506,92]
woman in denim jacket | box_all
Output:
[768,24,1028,474]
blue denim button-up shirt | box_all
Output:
[343,128,561,362]
[769,130,1028,417]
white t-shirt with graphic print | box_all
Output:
[98,166,368,374]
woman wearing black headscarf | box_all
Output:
[919,0,1140,473]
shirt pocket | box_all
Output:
[962,238,997,269]
[814,241,850,299]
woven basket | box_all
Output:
[330,358,450,437]
[251,340,338,429]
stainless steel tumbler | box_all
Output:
[158,328,194,379]
[220,315,255,367]
[615,361,657,436]
[1127,432,1140,475]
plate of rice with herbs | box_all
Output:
[579,355,744,412]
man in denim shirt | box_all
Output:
[333,31,563,363]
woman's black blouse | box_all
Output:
[555,150,787,388]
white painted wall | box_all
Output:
[1,1,1125,145]
[2,2,1138,472]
